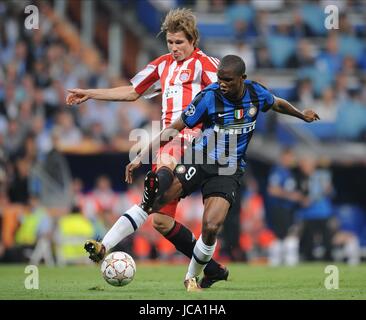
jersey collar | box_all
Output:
[176,48,200,65]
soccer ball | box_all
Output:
[101,251,136,287]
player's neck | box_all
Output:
[176,47,197,64]
[229,84,246,102]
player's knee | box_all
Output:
[152,214,174,235]
[202,221,222,239]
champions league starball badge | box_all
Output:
[185,104,196,116]
[175,165,186,174]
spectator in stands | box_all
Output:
[335,89,366,141]
[7,157,31,205]
[294,78,316,109]
[52,110,82,152]
[299,0,328,37]
[332,204,363,265]
[296,33,339,97]
[312,87,338,123]
[286,39,315,69]
[342,55,358,76]
[316,33,343,77]
[267,148,302,266]
[4,119,25,159]
[291,10,314,38]
[28,195,55,266]
[255,45,274,69]
[240,176,275,263]
[251,0,284,11]
[333,72,351,105]
[31,115,53,159]
[89,175,120,228]
[338,13,364,64]
[296,154,334,261]
[219,40,256,72]
[252,10,270,38]
[80,100,118,138]
[225,0,255,40]
[266,22,296,68]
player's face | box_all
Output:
[217,68,245,100]
[166,32,195,61]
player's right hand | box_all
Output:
[125,157,142,184]
[66,88,90,105]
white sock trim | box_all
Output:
[186,235,216,279]
[125,204,148,227]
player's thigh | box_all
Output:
[156,153,177,171]
[156,137,185,171]
[201,174,242,209]
[174,163,204,198]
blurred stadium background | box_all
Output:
[0,0,366,271]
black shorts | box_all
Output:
[174,162,243,206]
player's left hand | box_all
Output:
[302,109,320,122]
[125,157,142,184]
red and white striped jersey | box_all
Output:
[130,48,219,129]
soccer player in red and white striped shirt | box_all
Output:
[66,8,228,288]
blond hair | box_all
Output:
[160,8,199,47]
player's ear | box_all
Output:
[242,74,247,80]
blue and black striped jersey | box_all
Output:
[181,80,275,169]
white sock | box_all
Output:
[102,205,148,251]
[268,240,283,266]
[344,236,360,265]
[185,235,216,280]
[283,236,299,266]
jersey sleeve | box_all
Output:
[130,55,165,97]
[181,91,210,128]
[253,81,275,112]
[200,56,220,87]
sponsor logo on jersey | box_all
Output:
[213,120,256,135]
[218,112,231,118]
[179,69,191,82]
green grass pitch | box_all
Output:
[0,262,366,300]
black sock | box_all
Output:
[156,166,174,202]
[165,221,221,276]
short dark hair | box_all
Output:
[218,55,246,76]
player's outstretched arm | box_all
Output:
[125,117,186,184]
[272,97,320,123]
[66,85,140,105]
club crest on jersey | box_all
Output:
[185,104,195,116]
[234,109,244,119]
[179,69,191,82]
[248,106,257,117]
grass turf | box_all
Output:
[0,262,365,300]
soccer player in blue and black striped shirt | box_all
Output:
[126,55,320,291]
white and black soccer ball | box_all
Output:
[101,251,136,287]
